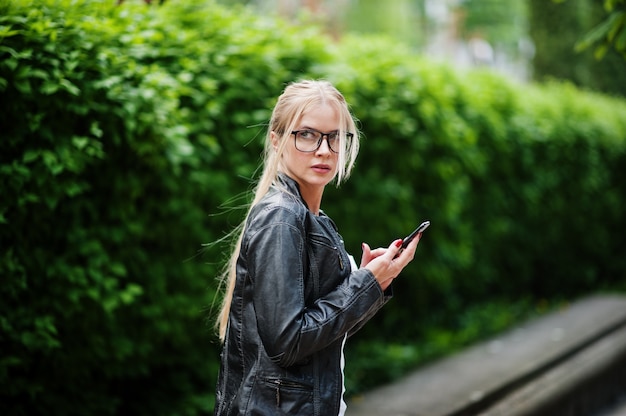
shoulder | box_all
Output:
[247,188,308,234]
[241,189,309,256]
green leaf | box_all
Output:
[606,11,626,41]
[575,16,614,51]
[14,79,31,94]
[42,150,63,175]
[109,262,127,277]
[22,150,39,163]
[40,80,59,95]
[119,284,143,305]
[59,78,80,96]
[72,136,88,150]
[0,45,18,58]
[594,43,610,59]
[90,122,103,138]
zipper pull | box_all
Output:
[276,379,281,407]
[337,249,344,270]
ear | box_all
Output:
[270,131,279,152]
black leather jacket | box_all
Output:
[214,173,392,415]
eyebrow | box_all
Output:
[298,126,339,132]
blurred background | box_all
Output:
[1,0,625,415]
[218,0,626,96]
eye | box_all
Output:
[328,131,339,140]
[299,130,317,139]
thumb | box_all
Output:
[360,242,371,267]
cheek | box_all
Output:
[281,146,304,167]
[283,146,297,161]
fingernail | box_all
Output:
[395,239,403,247]
[362,243,365,250]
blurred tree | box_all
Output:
[529,0,626,96]
[458,0,529,59]
[216,0,423,45]
[215,0,352,40]
[571,0,626,59]
[117,0,165,4]
[344,0,425,48]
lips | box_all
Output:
[311,164,331,173]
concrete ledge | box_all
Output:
[346,294,626,416]
[479,323,626,416]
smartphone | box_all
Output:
[400,220,430,249]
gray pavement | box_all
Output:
[345,294,626,416]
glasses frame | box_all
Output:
[290,129,354,154]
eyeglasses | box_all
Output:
[291,129,354,153]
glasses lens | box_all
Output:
[294,130,347,153]
[295,130,321,152]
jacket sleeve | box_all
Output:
[246,207,387,367]
[347,286,393,338]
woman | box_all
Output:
[214,80,422,415]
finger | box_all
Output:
[360,242,371,267]
[406,234,421,251]
[408,232,423,251]
[369,248,387,258]
[386,239,403,259]
[396,234,421,263]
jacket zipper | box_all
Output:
[269,378,312,407]
[337,249,344,270]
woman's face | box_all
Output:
[274,103,340,194]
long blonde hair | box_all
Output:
[215,80,360,341]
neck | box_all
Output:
[299,184,324,215]
[277,171,326,215]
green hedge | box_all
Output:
[325,37,626,390]
[0,1,326,414]
[1,0,626,414]
[330,36,626,320]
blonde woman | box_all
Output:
[213,80,423,415]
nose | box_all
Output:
[315,136,332,155]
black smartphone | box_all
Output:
[400,220,430,249]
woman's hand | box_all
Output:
[360,233,422,291]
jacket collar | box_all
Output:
[276,172,310,211]
[276,172,332,222]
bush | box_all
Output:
[0,1,328,414]
[325,37,626,393]
[1,0,626,412]
[325,35,626,326]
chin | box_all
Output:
[305,176,332,188]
